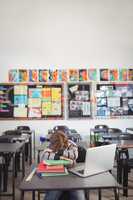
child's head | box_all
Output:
[49,130,68,152]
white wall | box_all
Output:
[0,0,133,138]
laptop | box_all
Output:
[69,144,116,177]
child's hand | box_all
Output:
[44,148,53,153]
[60,156,74,167]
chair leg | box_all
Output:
[122,160,128,197]
[114,188,119,200]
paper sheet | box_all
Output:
[14,85,27,95]
[108,97,120,107]
[28,98,41,107]
[14,107,27,117]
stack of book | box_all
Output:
[36,159,71,177]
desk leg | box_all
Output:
[22,145,25,178]
[98,189,101,200]
[12,153,16,200]
[32,191,35,200]
[114,188,119,200]
[29,136,32,165]
[85,190,90,200]
[33,130,36,161]
[20,191,24,200]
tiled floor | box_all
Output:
[1,167,133,200]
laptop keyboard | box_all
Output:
[77,169,84,174]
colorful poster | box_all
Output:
[29,88,42,98]
[88,69,97,81]
[79,69,88,81]
[14,85,27,95]
[14,95,27,105]
[119,69,128,81]
[128,69,133,81]
[51,102,61,115]
[42,88,51,101]
[110,69,119,81]
[58,70,67,82]
[68,69,79,81]
[14,107,27,117]
[42,101,52,115]
[100,69,109,81]
[19,69,28,82]
[51,88,61,101]
[28,98,41,107]
[29,70,38,82]
[49,69,58,82]
[39,70,49,82]
[8,69,18,82]
[28,107,41,118]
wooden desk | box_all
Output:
[0,142,25,200]
[19,171,119,200]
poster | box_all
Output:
[49,69,58,82]
[28,98,41,107]
[29,88,42,98]
[19,69,28,82]
[14,107,27,117]
[28,107,41,118]
[51,102,61,115]
[88,69,97,81]
[8,69,18,82]
[69,69,79,81]
[51,88,61,101]
[110,69,119,81]
[128,69,133,81]
[42,88,51,101]
[100,69,109,81]
[119,69,127,81]
[58,70,67,82]
[42,101,52,115]
[14,85,27,95]
[79,69,88,81]
[14,95,27,105]
[29,70,38,82]
[39,70,49,82]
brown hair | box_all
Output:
[49,130,68,152]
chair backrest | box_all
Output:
[17,126,30,131]
[108,128,122,134]
[94,125,109,131]
[0,135,12,143]
[3,129,22,136]
[119,133,133,140]
[76,146,86,163]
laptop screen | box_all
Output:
[84,144,116,176]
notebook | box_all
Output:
[69,144,116,177]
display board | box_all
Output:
[0,83,64,119]
[96,83,133,118]
[67,83,92,118]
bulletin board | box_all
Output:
[67,83,92,119]
[96,83,133,118]
[0,83,64,119]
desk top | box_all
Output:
[0,142,24,153]
[19,171,119,192]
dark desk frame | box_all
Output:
[0,142,25,200]
[19,171,119,200]
[0,133,32,165]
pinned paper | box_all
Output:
[28,107,41,118]
[28,98,41,107]
[14,85,27,95]
[14,107,27,117]
[51,88,61,101]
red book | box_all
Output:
[37,162,65,173]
